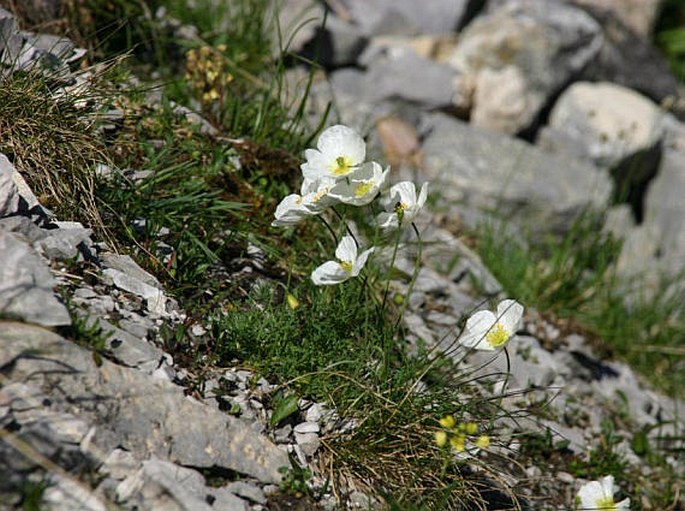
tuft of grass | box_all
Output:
[0,59,132,249]
[207,274,521,509]
[474,211,685,397]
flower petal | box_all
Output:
[577,480,603,508]
[377,211,399,231]
[351,247,374,276]
[459,310,497,351]
[317,125,365,164]
[416,182,428,208]
[272,194,310,226]
[311,261,349,285]
[335,235,358,263]
[496,299,524,334]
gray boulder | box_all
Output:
[538,81,664,196]
[355,49,459,108]
[572,0,665,38]
[37,221,94,261]
[0,152,42,216]
[642,147,685,276]
[0,322,289,484]
[0,156,20,217]
[541,82,664,168]
[0,231,71,326]
[343,0,473,36]
[271,0,325,56]
[101,253,167,315]
[578,6,680,105]
[0,8,16,51]
[447,0,603,134]
[299,13,368,67]
[116,457,248,511]
[421,113,612,232]
[0,7,84,80]
[0,7,21,63]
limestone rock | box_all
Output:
[299,13,368,67]
[42,473,108,511]
[101,253,167,315]
[642,147,685,276]
[579,6,679,104]
[0,156,20,217]
[347,49,459,108]
[116,457,248,511]
[343,0,472,36]
[37,222,94,261]
[0,231,71,327]
[573,0,664,38]
[0,152,42,216]
[448,0,603,133]
[271,0,324,56]
[420,113,612,233]
[0,322,289,484]
[541,82,663,167]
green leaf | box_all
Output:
[270,393,299,427]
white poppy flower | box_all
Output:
[376,181,428,230]
[311,235,374,286]
[300,176,338,213]
[272,194,313,227]
[576,476,630,510]
[328,161,389,206]
[272,179,339,227]
[301,125,366,182]
[458,299,523,351]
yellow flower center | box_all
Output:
[330,155,354,176]
[354,181,373,197]
[394,201,408,213]
[595,497,617,510]
[485,322,510,348]
[340,260,353,273]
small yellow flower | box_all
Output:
[202,89,220,102]
[286,293,300,310]
[464,422,478,435]
[439,415,456,429]
[434,431,448,447]
[475,435,490,449]
[450,434,466,452]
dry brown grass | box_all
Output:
[0,62,120,241]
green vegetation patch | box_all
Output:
[475,213,685,397]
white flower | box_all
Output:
[376,181,428,230]
[272,178,338,227]
[300,176,338,213]
[458,299,523,351]
[328,161,389,206]
[272,194,312,227]
[576,476,630,510]
[311,235,374,286]
[301,125,366,182]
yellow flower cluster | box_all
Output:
[434,415,490,453]
[185,45,234,104]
